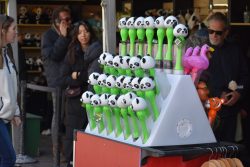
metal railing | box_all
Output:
[17,81,63,167]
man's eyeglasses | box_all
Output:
[208,29,224,36]
[60,17,71,22]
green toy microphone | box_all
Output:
[134,17,145,56]
[126,17,137,56]
[144,16,155,56]
[154,16,165,68]
[118,17,129,56]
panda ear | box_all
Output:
[115,95,119,100]
[138,78,142,83]
[126,58,130,64]
[137,55,142,59]
[93,75,98,80]
[112,76,116,80]
[149,76,154,81]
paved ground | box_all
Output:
[18,135,67,167]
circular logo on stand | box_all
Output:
[176,119,192,138]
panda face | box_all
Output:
[26,57,34,65]
[123,92,137,106]
[173,24,188,37]
[131,97,147,111]
[106,75,116,88]
[134,17,144,28]
[117,95,127,108]
[88,72,100,85]
[90,94,101,106]
[120,56,130,69]
[116,75,126,88]
[108,95,118,107]
[144,16,155,28]
[154,16,165,28]
[140,55,155,69]
[98,52,108,65]
[129,56,141,70]
[113,55,122,68]
[104,53,114,67]
[80,91,94,104]
[97,74,107,86]
[140,77,155,90]
[99,93,110,106]
[126,17,135,28]
[131,77,142,91]
[123,76,133,89]
[164,16,178,28]
[118,17,127,29]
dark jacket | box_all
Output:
[41,26,71,88]
[203,41,249,117]
[60,41,102,92]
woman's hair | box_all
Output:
[67,20,97,65]
[0,15,14,46]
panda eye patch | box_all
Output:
[135,62,139,66]
[146,83,151,87]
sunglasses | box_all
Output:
[208,29,224,36]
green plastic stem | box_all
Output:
[136,111,149,143]
[174,37,185,71]
[86,104,96,130]
[128,107,140,140]
[94,85,102,94]
[146,28,154,56]
[94,106,105,133]
[165,28,174,61]
[113,107,122,137]
[103,106,113,135]
[145,90,159,121]
[129,29,137,56]
[155,28,165,61]
[120,29,129,56]
[137,28,146,56]
[120,108,131,139]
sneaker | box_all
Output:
[41,129,51,136]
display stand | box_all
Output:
[84,69,216,147]
[74,131,240,167]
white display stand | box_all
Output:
[85,68,216,147]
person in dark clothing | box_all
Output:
[41,6,72,159]
[60,20,102,167]
[201,12,249,142]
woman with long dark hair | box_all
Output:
[60,20,102,167]
[0,14,21,167]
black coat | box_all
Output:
[203,41,249,117]
[60,41,102,92]
[41,27,71,88]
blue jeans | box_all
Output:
[0,119,16,167]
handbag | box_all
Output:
[65,86,82,98]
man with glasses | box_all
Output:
[202,12,249,143]
[41,5,72,162]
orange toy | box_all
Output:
[205,97,225,125]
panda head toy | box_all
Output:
[140,55,155,69]
[129,55,141,70]
[106,75,117,88]
[108,95,119,107]
[164,15,178,28]
[126,17,135,29]
[173,24,188,37]
[140,76,155,90]
[97,74,108,86]
[116,95,127,108]
[120,56,130,69]
[123,76,133,89]
[99,93,110,106]
[144,16,155,29]
[118,17,127,29]
[113,55,122,68]
[104,53,114,67]
[134,17,144,29]
[88,72,100,85]
[131,97,147,111]
[123,92,137,106]
[90,94,101,106]
[116,75,126,88]
[131,77,142,91]
[98,52,108,65]
[154,16,165,28]
[80,91,94,104]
